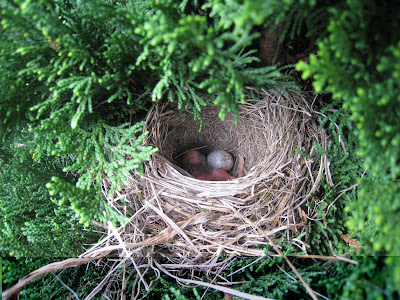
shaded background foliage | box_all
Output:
[0,141,100,258]
[1,0,400,299]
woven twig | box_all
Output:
[91,88,329,270]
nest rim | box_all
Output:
[95,88,330,268]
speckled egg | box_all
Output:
[207,150,234,172]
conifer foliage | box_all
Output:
[2,0,400,298]
[296,0,400,279]
[0,142,99,257]
[0,0,293,227]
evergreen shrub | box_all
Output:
[296,0,400,280]
[2,0,400,298]
[0,0,294,227]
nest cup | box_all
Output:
[103,89,328,267]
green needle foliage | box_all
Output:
[305,103,364,255]
[297,1,400,179]
[2,257,109,299]
[204,0,323,39]
[2,0,400,298]
[1,0,296,227]
[0,142,100,257]
[1,0,158,226]
[296,0,400,280]
[132,0,297,120]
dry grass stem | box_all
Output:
[96,89,330,270]
[63,89,331,300]
[3,89,334,300]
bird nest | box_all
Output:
[88,89,330,271]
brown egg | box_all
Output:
[207,150,234,172]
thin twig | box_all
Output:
[291,254,358,265]
[154,261,275,300]
[240,212,319,300]
[55,276,80,300]
[2,256,107,300]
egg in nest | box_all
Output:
[207,150,234,172]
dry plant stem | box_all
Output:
[104,89,332,270]
[220,196,319,300]
[217,281,251,285]
[248,219,319,300]
[154,261,275,300]
[55,275,79,300]
[291,254,358,265]
[2,256,108,300]
[85,257,132,300]
[108,221,150,291]
[4,89,335,299]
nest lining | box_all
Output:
[92,89,330,267]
